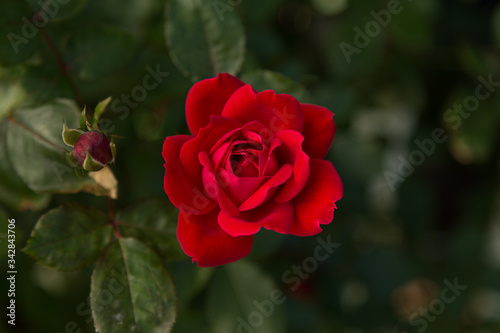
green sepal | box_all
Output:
[62,121,83,147]
[92,97,112,130]
[75,167,87,178]
[79,105,88,131]
[82,149,105,171]
[66,151,80,168]
[66,152,89,177]
[109,136,117,164]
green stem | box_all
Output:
[108,196,121,239]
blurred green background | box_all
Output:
[2,0,500,332]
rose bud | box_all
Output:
[73,131,113,171]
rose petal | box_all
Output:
[301,104,336,159]
[224,139,261,177]
[261,148,279,176]
[212,141,232,171]
[240,121,274,145]
[186,73,245,136]
[274,151,309,203]
[199,151,240,216]
[208,120,266,158]
[271,130,302,163]
[218,202,294,236]
[291,159,343,236]
[272,130,310,203]
[163,135,217,215]
[222,85,304,133]
[217,169,266,206]
[180,116,242,190]
[238,164,293,211]
[177,209,253,267]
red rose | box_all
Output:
[162,73,343,267]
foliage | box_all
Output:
[1,0,500,332]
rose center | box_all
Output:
[229,154,244,172]
[228,142,262,177]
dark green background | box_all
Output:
[1,0,500,332]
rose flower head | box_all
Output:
[162,73,343,267]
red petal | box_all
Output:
[218,202,294,236]
[199,151,240,216]
[217,169,265,207]
[180,116,242,192]
[301,104,336,159]
[238,164,293,211]
[218,210,261,236]
[186,73,245,136]
[163,135,217,215]
[272,130,310,203]
[274,150,309,203]
[222,85,304,133]
[177,209,253,267]
[291,159,343,236]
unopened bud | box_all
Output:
[72,132,113,171]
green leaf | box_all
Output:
[22,204,113,271]
[0,65,29,120]
[6,99,97,193]
[91,237,176,333]
[241,70,314,103]
[0,1,41,66]
[116,199,186,261]
[165,0,245,81]
[0,61,75,111]
[0,121,51,211]
[93,96,112,127]
[206,260,286,333]
[65,25,134,80]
